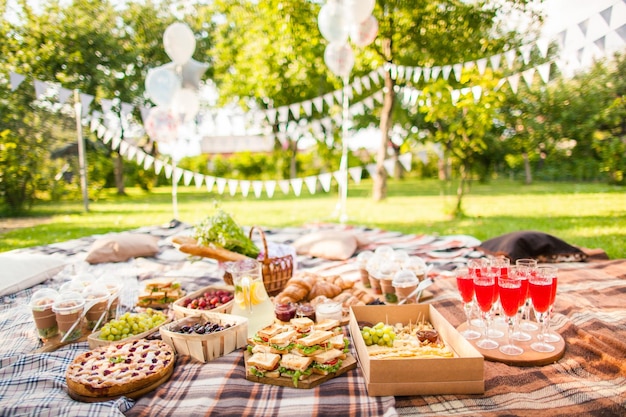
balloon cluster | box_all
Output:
[144,22,209,143]
[318,0,378,78]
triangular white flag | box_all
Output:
[240,180,251,197]
[216,178,227,195]
[615,23,626,43]
[313,97,324,113]
[441,65,452,80]
[382,159,395,176]
[537,62,552,84]
[205,176,215,192]
[365,163,377,179]
[578,19,590,38]
[290,178,303,197]
[34,80,50,99]
[595,37,606,53]
[476,58,488,75]
[522,68,536,88]
[332,170,345,185]
[58,87,73,104]
[422,67,431,82]
[489,54,502,71]
[119,140,129,156]
[81,93,94,116]
[348,166,362,184]
[265,180,276,198]
[452,64,463,82]
[135,150,146,166]
[353,77,363,95]
[183,170,194,186]
[405,66,413,82]
[323,93,334,108]
[412,67,422,83]
[333,89,343,104]
[450,89,461,105]
[536,39,550,58]
[398,153,412,171]
[266,108,277,125]
[431,66,441,81]
[252,181,263,198]
[371,67,382,85]
[304,176,317,195]
[193,173,204,189]
[289,103,301,120]
[471,86,482,103]
[173,167,184,184]
[507,73,520,94]
[302,100,312,117]
[318,173,332,192]
[143,155,155,171]
[100,98,114,114]
[278,180,290,195]
[519,44,532,65]
[600,7,612,26]
[504,49,517,68]
[361,74,371,91]
[228,179,238,196]
[154,159,164,175]
[9,72,26,91]
[121,102,133,119]
[163,163,173,179]
[277,106,289,122]
[111,135,122,150]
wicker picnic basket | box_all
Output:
[222,227,294,296]
[174,226,294,296]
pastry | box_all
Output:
[307,281,342,301]
[66,339,175,399]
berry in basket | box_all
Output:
[182,289,234,311]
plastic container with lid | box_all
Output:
[82,284,111,329]
[52,292,86,341]
[315,301,343,322]
[375,261,398,303]
[356,250,374,288]
[29,288,61,339]
[392,270,420,304]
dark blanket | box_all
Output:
[476,230,589,263]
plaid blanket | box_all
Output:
[0,223,624,416]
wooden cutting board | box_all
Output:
[244,351,357,389]
[456,321,565,366]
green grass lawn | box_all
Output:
[1,178,625,259]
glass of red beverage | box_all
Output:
[455,268,481,340]
[516,258,539,332]
[511,266,532,342]
[497,274,524,356]
[529,269,556,353]
[539,266,560,343]
[473,270,499,350]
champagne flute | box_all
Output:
[498,273,524,356]
[529,269,556,353]
[490,257,509,332]
[511,266,532,342]
[455,268,481,340]
[473,270,499,350]
[467,258,490,328]
[540,266,560,343]
[516,258,539,331]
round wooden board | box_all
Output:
[67,365,174,403]
[456,321,565,367]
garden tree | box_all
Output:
[417,74,505,216]
[209,0,342,180]
[365,0,542,201]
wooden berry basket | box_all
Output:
[171,284,235,320]
[160,312,248,363]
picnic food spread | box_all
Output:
[65,339,175,400]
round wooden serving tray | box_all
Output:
[67,365,174,402]
[457,320,565,366]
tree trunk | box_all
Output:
[523,151,532,184]
[373,68,395,201]
[114,152,126,196]
[289,140,298,179]
[455,163,467,216]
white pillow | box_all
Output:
[0,252,68,296]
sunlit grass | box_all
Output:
[1,178,624,259]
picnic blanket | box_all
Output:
[0,223,625,417]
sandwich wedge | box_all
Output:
[279,353,313,387]
[292,330,334,356]
[311,348,344,375]
[268,329,297,354]
[247,351,281,379]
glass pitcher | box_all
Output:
[226,259,275,338]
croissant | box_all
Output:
[322,275,354,290]
[275,275,315,304]
[307,281,342,301]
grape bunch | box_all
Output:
[175,321,232,335]
[181,289,233,310]
[99,309,168,341]
[360,322,396,347]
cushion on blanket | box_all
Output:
[477,230,588,263]
[85,233,160,264]
[292,230,359,261]
[0,253,68,296]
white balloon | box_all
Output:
[345,0,375,24]
[164,58,209,91]
[145,106,179,143]
[145,65,181,107]
[318,2,350,43]
[350,15,378,47]
[170,88,200,123]
[324,42,355,78]
[163,22,196,65]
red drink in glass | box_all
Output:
[529,280,552,313]
[550,276,558,305]
[474,280,495,313]
[499,280,522,317]
[519,277,529,308]
[456,276,474,303]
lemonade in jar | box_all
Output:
[227,259,275,338]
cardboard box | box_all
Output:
[349,304,484,396]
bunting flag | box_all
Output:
[9,71,26,91]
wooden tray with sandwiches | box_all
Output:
[244,317,357,389]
